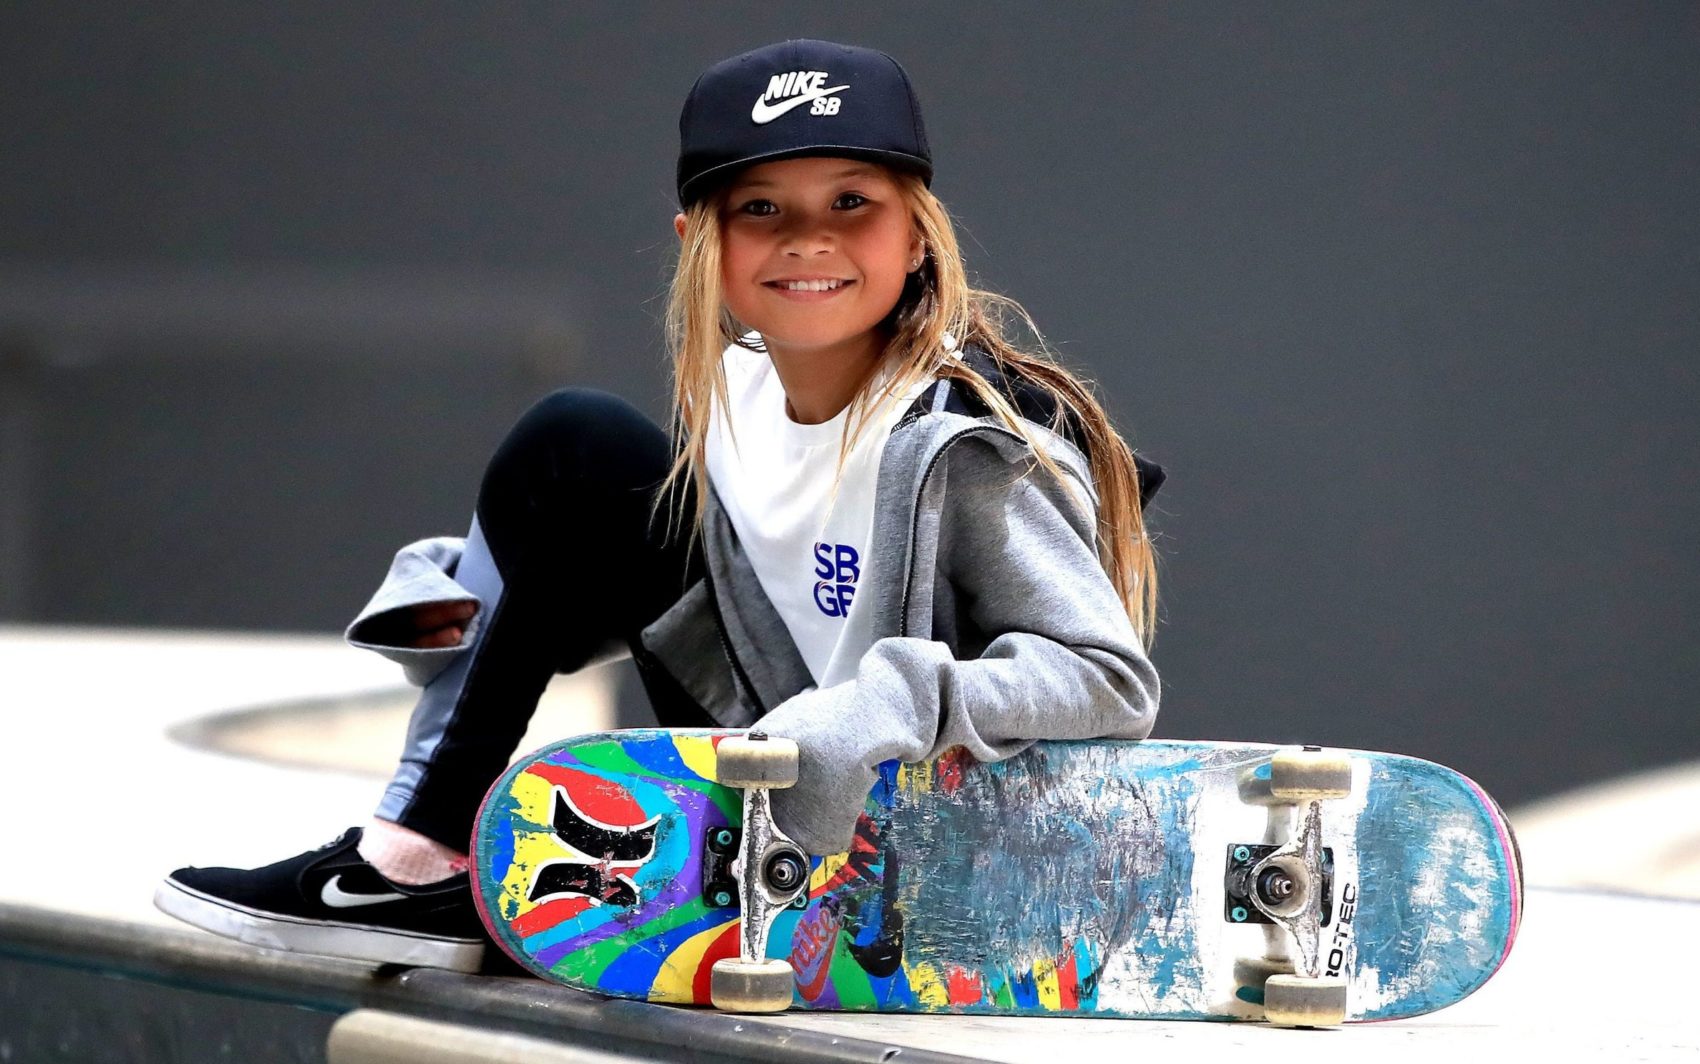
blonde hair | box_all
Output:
[662,173,1159,647]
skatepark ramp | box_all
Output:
[2,627,1698,1061]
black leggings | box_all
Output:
[378,389,714,849]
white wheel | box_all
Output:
[1270,749,1352,802]
[710,958,795,1012]
[716,735,800,788]
[1263,974,1348,1027]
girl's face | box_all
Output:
[706,156,922,358]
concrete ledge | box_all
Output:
[328,1010,648,1064]
[0,903,979,1064]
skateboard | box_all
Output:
[469,730,1522,1025]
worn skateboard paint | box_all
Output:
[470,731,1521,1020]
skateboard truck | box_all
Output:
[1224,842,1334,927]
[709,730,808,1012]
[702,827,810,911]
[1235,747,1354,1027]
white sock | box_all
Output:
[356,817,469,886]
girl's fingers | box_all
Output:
[357,601,475,648]
[357,603,474,648]
[413,625,464,649]
[410,600,478,629]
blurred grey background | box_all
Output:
[2,4,1695,807]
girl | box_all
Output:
[155,38,1164,973]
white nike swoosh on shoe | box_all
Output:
[320,874,408,908]
[750,85,847,125]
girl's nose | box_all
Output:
[782,239,834,258]
[779,216,836,257]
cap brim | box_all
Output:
[678,145,933,207]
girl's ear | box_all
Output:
[674,212,688,241]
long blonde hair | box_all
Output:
[662,173,1159,647]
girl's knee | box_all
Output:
[480,388,671,510]
[513,388,652,448]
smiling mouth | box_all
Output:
[765,279,853,293]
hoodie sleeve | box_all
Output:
[753,434,1160,854]
[344,535,486,687]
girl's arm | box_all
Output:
[755,434,1159,855]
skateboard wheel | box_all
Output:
[1234,956,1296,990]
[1269,749,1352,801]
[717,735,800,789]
[710,958,795,1012]
[1263,974,1348,1027]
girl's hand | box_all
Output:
[362,600,479,649]
[407,600,479,648]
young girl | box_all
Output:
[155,38,1164,973]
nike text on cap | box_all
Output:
[676,38,932,207]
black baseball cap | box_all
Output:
[676,39,933,207]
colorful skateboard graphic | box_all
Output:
[470,730,1521,1022]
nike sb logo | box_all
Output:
[813,541,861,618]
[751,70,847,124]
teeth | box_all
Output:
[779,279,844,292]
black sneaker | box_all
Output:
[153,827,486,971]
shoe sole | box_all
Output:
[153,878,486,972]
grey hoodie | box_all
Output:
[348,349,1163,854]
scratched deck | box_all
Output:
[470,731,1522,1021]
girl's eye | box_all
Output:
[736,199,777,217]
[835,192,867,210]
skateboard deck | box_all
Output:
[470,730,1522,1021]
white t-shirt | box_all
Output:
[705,339,933,689]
